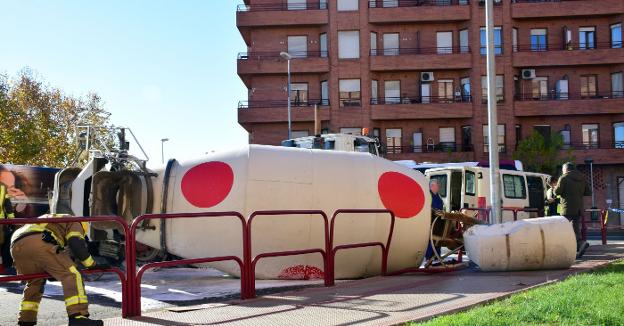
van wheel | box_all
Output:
[136,243,165,262]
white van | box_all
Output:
[425,166,550,222]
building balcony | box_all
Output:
[368,0,470,24]
[237,99,330,125]
[511,0,623,19]
[370,95,473,120]
[513,43,624,67]
[514,92,624,116]
[384,144,475,161]
[237,51,329,87]
[563,143,624,165]
[369,47,472,71]
[236,2,328,44]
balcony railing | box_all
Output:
[516,42,622,52]
[561,142,624,150]
[512,0,594,3]
[238,99,329,109]
[371,46,470,56]
[238,51,328,60]
[371,95,472,104]
[237,1,328,12]
[384,142,473,154]
[515,92,624,101]
[369,0,469,7]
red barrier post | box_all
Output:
[329,209,395,286]
[0,216,130,317]
[246,210,329,298]
[128,211,247,316]
[462,207,491,223]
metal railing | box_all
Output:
[513,0,607,3]
[238,51,328,60]
[385,142,473,154]
[515,92,624,101]
[502,207,539,221]
[238,99,329,109]
[0,216,131,317]
[371,95,472,104]
[369,0,469,7]
[516,42,622,52]
[328,209,395,285]
[237,1,328,12]
[246,210,330,298]
[371,46,470,56]
[559,142,624,150]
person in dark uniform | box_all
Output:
[425,179,444,261]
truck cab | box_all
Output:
[282,133,380,156]
[425,166,549,222]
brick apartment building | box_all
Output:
[236,0,624,225]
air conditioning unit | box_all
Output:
[421,72,435,82]
[521,69,536,80]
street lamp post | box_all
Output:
[280,51,293,140]
[585,158,596,219]
[161,138,169,164]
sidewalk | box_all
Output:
[105,243,624,326]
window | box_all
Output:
[614,122,624,148]
[460,77,471,102]
[383,33,399,56]
[338,31,360,59]
[321,80,329,105]
[462,125,472,152]
[582,124,599,149]
[465,171,476,196]
[413,132,423,153]
[430,174,447,198]
[515,124,522,150]
[481,75,504,103]
[483,124,506,153]
[512,27,518,52]
[612,23,622,48]
[580,75,597,98]
[288,36,308,58]
[339,79,361,107]
[291,130,309,138]
[371,80,378,104]
[560,125,571,149]
[337,0,358,11]
[370,32,378,56]
[612,72,623,98]
[383,0,399,7]
[291,83,308,106]
[386,129,402,154]
[480,27,502,55]
[530,29,547,51]
[439,127,456,151]
[502,174,526,199]
[532,77,548,100]
[579,27,596,49]
[287,0,306,10]
[459,29,469,53]
[436,32,453,54]
[340,127,361,135]
[320,33,327,58]
[438,79,454,103]
[384,80,401,104]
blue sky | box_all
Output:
[1,1,249,167]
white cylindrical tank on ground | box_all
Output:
[136,145,431,279]
[464,216,576,272]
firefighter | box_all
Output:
[1,183,16,271]
[10,214,107,326]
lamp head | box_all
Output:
[280,52,292,60]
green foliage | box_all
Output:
[513,131,574,177]
[411,260,624,326]
[0,69,113,167]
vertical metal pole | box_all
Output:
[287,58,292,140]
[485,0,501,224]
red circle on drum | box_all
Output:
[181,161,234,208]
[377,172,425,218]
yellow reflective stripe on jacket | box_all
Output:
[20,301,40,312]
[68,266,87,301]
[64,295,89,307]
[66,231,84,240]
[82,255,95,268]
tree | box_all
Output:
[513,131,575,177]
[0,69,113,167]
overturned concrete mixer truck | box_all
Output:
[50,141,432,279]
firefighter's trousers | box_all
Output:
[10,234,89,323]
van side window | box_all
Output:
[430,175,447,198]
[465,171,476,196]
[502,174,526,199]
